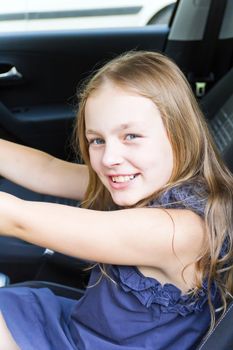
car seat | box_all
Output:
[201,66,233,172]
[197,300,233,349]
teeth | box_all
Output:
[111,175,136,183]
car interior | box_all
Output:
[0,0,233,348]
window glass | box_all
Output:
[0,0,176,33]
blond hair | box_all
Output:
[73,51,233,329]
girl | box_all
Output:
[0,51,232,350]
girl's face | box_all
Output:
[85,82,173,206]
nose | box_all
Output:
[102,141,124,167]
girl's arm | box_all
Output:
[0,139,88,201]
[1,192,205,274]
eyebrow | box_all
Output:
[85,123,137,135]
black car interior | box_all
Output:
[0,0,233,348]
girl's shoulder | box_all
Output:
[148,180,208,217]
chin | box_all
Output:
[112,195,140,207]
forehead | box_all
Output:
[84,82,162,132]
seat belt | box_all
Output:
[190,0,228,97]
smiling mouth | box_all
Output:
[110,174,138,183]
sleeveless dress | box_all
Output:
[0,182,221,350]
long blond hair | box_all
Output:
[74,51,233,328]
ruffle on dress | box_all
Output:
[112,266,217,317]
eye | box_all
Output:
[125,134,140,141]
[88,138,105,145]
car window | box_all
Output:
[0,0,176,32]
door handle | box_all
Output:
[0,66,23,81]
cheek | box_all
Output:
[89,150,101,173]
[144,138,173,172]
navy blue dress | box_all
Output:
[0,183,220,349]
